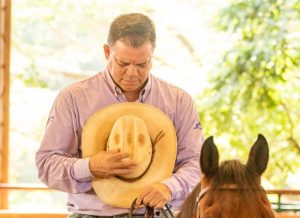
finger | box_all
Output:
[105,149,120,154]
[148,198,160,208]
[111,168,135,175]
[141,191,159,207]
[133,203,144,209]
[143,194,156,207]
[142,190,158,204]
[113,159,137,169]
[136,189,151,207]
[156,200,165,209]
[135,196,144,207]
[111,151,131,160]
[98,163,136,177]
[99,174,114,179]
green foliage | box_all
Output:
[15,63,48,88]
[12,0,108,89]
[197,0,300,187]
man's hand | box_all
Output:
[135,183,172,208]
[89,149,137,179]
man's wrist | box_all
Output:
[73,158,94,182]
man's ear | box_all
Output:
[246,134,269,175]
[103,44,111,60]
[200,136,219,178]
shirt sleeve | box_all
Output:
[35,90,93,193]
[161,91,204,201]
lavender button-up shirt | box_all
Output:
[35,69,203,216]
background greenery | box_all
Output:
[10,0,300,210]
[197,0,300,186]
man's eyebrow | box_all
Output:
[115,58,128,64]
[116,58,150,65]
[137,61,149,65]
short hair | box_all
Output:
[107,13,156,49]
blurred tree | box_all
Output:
[197,0,300,186]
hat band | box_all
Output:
[116,131,165,182]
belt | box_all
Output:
[99,215,144,218]
[68,204,173,218]
[68,213,146,218]
[69,213,171,218]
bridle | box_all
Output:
[196,184,266,204]
[196,186,210,204]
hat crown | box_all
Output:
[107,115,152,179]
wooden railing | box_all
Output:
[267,189,300,213]
[0,184,300,217]
[0,183,52,191]
[0,183,67,218]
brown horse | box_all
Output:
[177,134,275,218]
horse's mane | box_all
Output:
[212,159,260,191]
[176,159,261,218]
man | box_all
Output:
[36,13,203,217]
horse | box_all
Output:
[177,134,275,218]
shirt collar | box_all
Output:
[104,68,152,102]
[141,75,151,102]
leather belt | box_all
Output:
[99,215,144,218]
[68,214,145,218]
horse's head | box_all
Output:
[177,134,275,218]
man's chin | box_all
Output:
[121,85,140,92]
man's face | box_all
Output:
[104,40,153,94]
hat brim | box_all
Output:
[82,102,177,208]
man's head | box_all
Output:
[107,13,156,49]
[103,13,156,99]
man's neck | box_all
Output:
[123,91,140,102]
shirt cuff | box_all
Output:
[72,158,93,182]
[161,177,183,200]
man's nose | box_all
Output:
[126,65,139,76]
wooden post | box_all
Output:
[0,0,11,209]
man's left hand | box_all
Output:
[135,183,172,208]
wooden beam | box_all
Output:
[0,211,67,218]
[0,183,53,191]
[0,0,11,209]
[267,189,300,195]
[0,185,67,218]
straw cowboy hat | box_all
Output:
[82,102,177,208]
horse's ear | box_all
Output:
[200,136,219,178]
[246,134,269,175]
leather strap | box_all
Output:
[129,198,174,218]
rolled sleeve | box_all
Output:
[72,158,94,182]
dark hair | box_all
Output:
[107,13,156,49]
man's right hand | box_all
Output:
[88,149,137,179]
